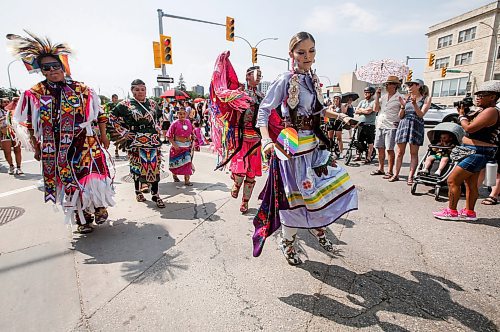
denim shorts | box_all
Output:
[457,145,498,173]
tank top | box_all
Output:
[404,97,425,121]
[466,107,500,145]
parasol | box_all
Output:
[341,92,359,103]
[355,59,409,84]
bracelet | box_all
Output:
[261,138,272,148]
[459,116,468,122]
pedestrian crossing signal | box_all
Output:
[226,16,235,42]
[406,70,413,82]
[252,47,258,64]
[441,67,447,77]
[160,34,172,65]
[153,41,161,68]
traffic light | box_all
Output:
[406,69,413,82]
[226,16,235,42]
[160,34,172,65]
[428,53,435,67]
[251,47,258,64]
[441,67,447,77]
[152,41,161,69]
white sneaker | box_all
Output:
[434,170,441,176]
[15,167,24,175]
[8,165,15,175]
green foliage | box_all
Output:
[99,95,110,104]
[176,73,187,91]
[186,90,199,99]
[0,87,20,99]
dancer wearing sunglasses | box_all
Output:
[7,31,114,234]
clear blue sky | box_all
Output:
[0,0,492,97]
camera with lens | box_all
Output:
[453,93,473,112]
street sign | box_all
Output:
[447,69,462,73]
[157,76,174,84]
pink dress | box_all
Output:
[167,119,194,175]
[229,106,262,178]
[193,127,205,151]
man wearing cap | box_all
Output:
[354,86,376,163]
[371,75,403,177]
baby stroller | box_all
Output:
[345,120,376,165]
[411,122,465,200]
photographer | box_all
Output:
[433,81,500,221]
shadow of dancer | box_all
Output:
[279,261,497,331]
[73,219,187,283]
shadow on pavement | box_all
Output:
[73,219,186,283]
[279,260,497,331]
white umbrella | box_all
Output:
[355,59,409,84]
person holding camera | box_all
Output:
[389,79,431,185]
[433,81,500,221]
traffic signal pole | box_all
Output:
[257,53,290,70]
[156,9,230,89]
[157,9,169,90]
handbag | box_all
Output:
[450,145,475,162]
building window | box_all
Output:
[434,57,449,69]
[432,77,469,97]
[497,46,500,59]
[437,34,453,48]
[458,27,476,43]
[455,52,472,66]
[494,73,500,80]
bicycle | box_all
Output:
[344,122,377,165]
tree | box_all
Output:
[99,95,110,104]
[176,73,187,91]
[186,91,199,99]
[0,87,20,99]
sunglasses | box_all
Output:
[41,62,62,71]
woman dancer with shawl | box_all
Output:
[207,52,258,213]
[253,32,358,265]
[7,31,114,234]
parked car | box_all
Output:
[424,103,459,124]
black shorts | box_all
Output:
[328,119,343,131]
[357,124,376,145]
[161,121,170,131]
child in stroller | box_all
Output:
[419,132,455,176]
[411,122,464,200]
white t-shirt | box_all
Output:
[376,92,403,129]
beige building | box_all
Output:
[424,1,500,106]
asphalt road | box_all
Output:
[0,135,498,331]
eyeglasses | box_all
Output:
[41,62,62,71]
[406,83,416,87]
[475,92,495,98]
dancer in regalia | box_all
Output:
[166,106,195,186]
[109,79,165,208]
[7,31,114,234]
[252,32,358,265]
[228,66,264,214]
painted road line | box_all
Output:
[0,162,130,199]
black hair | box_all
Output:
[130,79,146,90]
[246,66,260,74]
[193,121,200,127]
[111,94,118,98]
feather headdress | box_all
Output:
[6,30,71,73]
